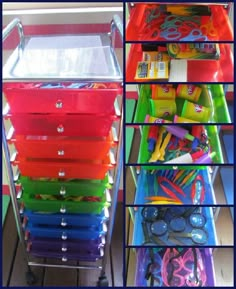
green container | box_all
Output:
[21,192,110,214]
[19,176,111,197]
[138,125,224,165]
[134,84,231,123]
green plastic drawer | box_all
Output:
[18,176,111,197]
[21,191,110,214]
[134,84,231,123]
[138,125,223,165]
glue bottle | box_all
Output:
[164,150,205,164]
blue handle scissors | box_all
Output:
[180,29,208,41]
[160,27,182,40]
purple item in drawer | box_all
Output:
[135,248,215,287]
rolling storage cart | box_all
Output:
[2,16,123,286]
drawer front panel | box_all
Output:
[19,176,109,197]
[8,114,117,137]
[25,225,105,240]
[24,210,108,227]
[4,82,122,114]
[29,240,102,255]
[13,135,115,160]
[22,193,110,214]
[29,250,101,262]
[28,236,105,249]
[15,158,113,179]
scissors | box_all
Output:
[145,7,161,24]
[200,20,218,38]
[180,29,208,41]
[162,248,206,286]
[160,27,182,40]
[161,15,200,30]
[144,249,163,286]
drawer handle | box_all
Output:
[57,125,64,133]
[60,206,66,213]
[61,232,67,240]
[62,256,68,262]
[58,150,64,156]
[60,187,66,195]
[58,171,65,177]
[62,246,67,252]
[56,100,63,109]
[61,219,67,227]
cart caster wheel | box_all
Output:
[25,270,37,285]
[97,275,109,287]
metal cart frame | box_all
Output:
[2,15,123,287]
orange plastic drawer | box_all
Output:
[126,4,233,41]
[12,155,114,180]
[6,114,118,137]
[3,82,122,114]
[126,43,233,82]
[9,131,117,160]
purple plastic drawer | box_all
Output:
[27,238,104,253]
[30,250,103,262]
[28,236,105,250]
[135,248,215,287]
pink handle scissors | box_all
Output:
[162,248,207,287]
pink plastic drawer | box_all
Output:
[6,114,117,137]
[12,155,114,180]
[9,131,117,160]
[3,82,122,114]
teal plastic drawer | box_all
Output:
[134,84,231,123]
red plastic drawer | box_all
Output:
[126,4,233,41]
[3,82,122,114]
[6,114,117,137]
[10,131,117,160]
[126,43,234,82]
[12,155,114,180]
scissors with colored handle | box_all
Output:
[200,20,218,38]
[160,27,182,40]
[144,249,163,286]
[161,15,200,29]
[145,7,161,24]
[162,248,206,286]
[180,29,208,41]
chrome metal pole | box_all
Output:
[100,111,123,277]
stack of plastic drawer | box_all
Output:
[3,82,122,263]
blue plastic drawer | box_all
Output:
[23,209,109,228]
[25,222,106,241]
[134,168,216,205]
[132,206,217,246]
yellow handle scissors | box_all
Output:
[200,20,218,38]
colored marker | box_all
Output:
[148,126,159,153]
[164,125,195,141]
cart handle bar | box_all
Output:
[2,18,24,48]
[111,14,123,46]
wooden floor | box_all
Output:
[3,203,123,287]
